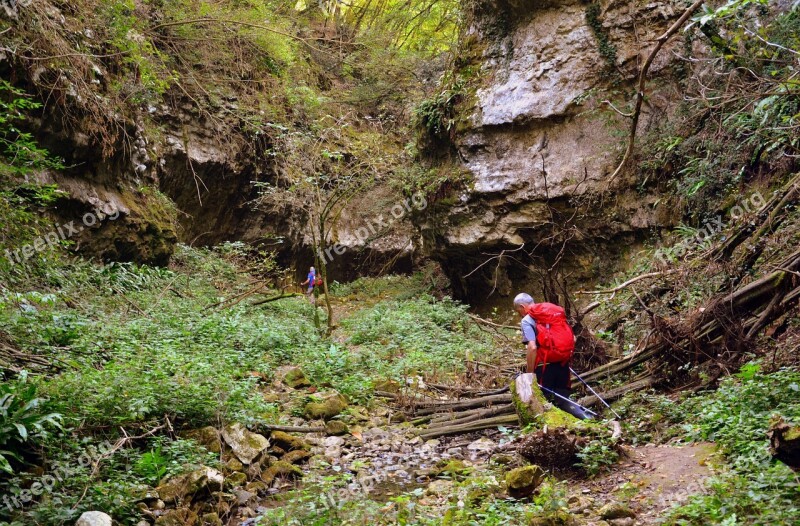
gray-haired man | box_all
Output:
[513,292,572,398]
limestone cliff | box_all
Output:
[419,0,687,300]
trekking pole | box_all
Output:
[569,367,621,420]
[538,385,597,418]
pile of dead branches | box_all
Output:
[583,247,800,390]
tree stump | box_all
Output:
[510,373,579,428]
[768,416,800,470]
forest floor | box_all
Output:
[0,246,798,526]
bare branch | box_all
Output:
[575,269,679,297]
[608,0,706,182]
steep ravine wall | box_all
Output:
[26,97,416,276]
[6,0,687,291]
[419,0,688,303]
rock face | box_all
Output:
[10,0,685,290]
[421,0,686,300]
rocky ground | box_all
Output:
[110,358,717,526]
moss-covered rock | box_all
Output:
[245,481,268,494]
[325,420,350,436]
[200,512,223,526]
[598,501,636,520]
[304,392,348,421]
[281,449,313,464]
[155,507,198,526]
[262,460,303,485]
[528,509,577,526]
[505,465,544,498]
[492,453,517,465]
[224,471,247,488]
[270,431,311,451]
[373,379,401,393]
[224,458,244,473]
[432,459,472,480]
[182,426,222,453]
[156,466,224,504]
[274,365,310,389]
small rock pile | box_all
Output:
[127,421,312,525]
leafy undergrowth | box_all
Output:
[0,246,495,524]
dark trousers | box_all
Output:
[534,362,571,396]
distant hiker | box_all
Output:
[301,266,317,302]
[513,293,575,400]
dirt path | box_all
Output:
[575,443,717,525]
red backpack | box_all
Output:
[525,302,575,367]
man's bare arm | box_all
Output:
[526,340,538,374]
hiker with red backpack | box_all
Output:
[514,292,579,409]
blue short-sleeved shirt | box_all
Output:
[521,314,537,344]
[307,271,315,288]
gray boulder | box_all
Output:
[221,422,270,465]
[75,511,112,526]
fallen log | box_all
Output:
[579,343,660,383]
[256,424,326,434]
[713,172,800,260]
[423,404,516,430]
[426,383,510,397]
[413,394,513,416]
[428,406,490,425]
[578,252,800,383]
[417,414,519,440]
[426,397,513,423]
